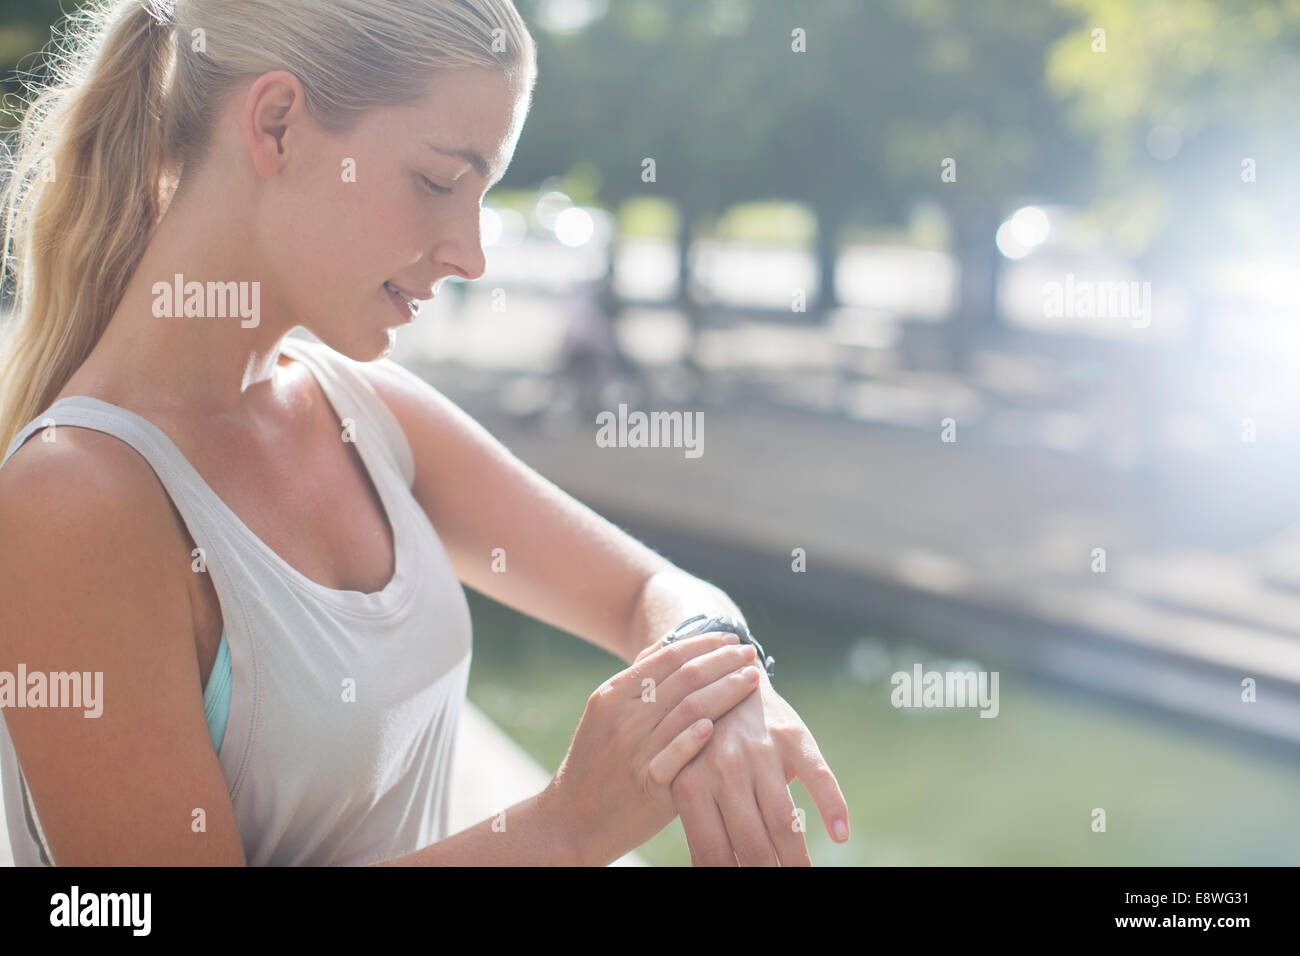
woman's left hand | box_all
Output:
[634,643,849,866]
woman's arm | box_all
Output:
[359,358,850,866]
[0,432,248,866]
[357,358,700,664]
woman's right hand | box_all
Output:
[539,632,763,866]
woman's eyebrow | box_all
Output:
[421,140,499,182]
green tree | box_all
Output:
[512,0,1095,367]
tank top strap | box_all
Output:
[3,395,234,549]
[279,337,416,490]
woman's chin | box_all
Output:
[304,325,400,363]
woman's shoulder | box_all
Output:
[0,424,197,622]
[297,340,518,505]
[1,421,165,518]
[347,349,461,434]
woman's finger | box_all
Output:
[718,785,779,866]
[645,718,713,789]
[789,736,851,845]
[756,774,812,867]
[647,642,758,722]
[676,786,737,867]
[610,632,740,697]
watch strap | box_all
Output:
[661,614,774,681]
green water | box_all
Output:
[463,589,1300,866]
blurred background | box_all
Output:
[4,0,1300,865]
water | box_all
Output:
[464,588,1300,866]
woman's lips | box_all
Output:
[383,280,420,322]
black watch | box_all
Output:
[660,614,774,681]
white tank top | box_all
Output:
[0,336,473,865]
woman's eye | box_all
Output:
[420,175,453,196]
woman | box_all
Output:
[0,0,848,866]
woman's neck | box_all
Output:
[63,169,298,417]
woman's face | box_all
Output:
[256,67,529,360]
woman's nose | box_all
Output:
[436,207,488,282]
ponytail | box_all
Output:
[0,0,176,452]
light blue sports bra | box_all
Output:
[202,631,232,754]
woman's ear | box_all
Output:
[241,70,307,177]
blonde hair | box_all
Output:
[0,0,536,451]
